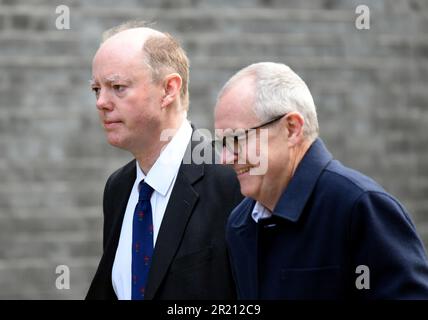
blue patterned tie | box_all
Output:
[131,181,154,300]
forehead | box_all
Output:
[215,77,259,129]
[92,40,148,82]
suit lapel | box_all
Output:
[103,161,136,286]
[145,161,203,299]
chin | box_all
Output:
[239,183,258,199]
[237,172,261,198]
[106,135,126,149]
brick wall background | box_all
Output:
[1,0,427,299]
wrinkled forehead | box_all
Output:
[93,39,142,67]
[92,40,151,82]
[91,47,146,84]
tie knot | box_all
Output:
[139,181,154,201]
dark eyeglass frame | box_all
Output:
[217,113,288,154]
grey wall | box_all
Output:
[1,0,427,299]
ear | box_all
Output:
[285,112,305,146]
[161,73,182,108]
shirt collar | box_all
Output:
[272,138,333,222]
[251,201,272,223]
[136,119,193,196]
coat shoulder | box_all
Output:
[321,159,387,199]
[108,159,135,182]
[321,159,414,229]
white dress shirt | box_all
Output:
[112,119,192,300]
[251,201,273,223]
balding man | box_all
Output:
[214,62,428,299]
[86,21,242,300]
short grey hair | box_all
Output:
[218,62,319,141]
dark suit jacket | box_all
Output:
[227,138,428,299]
[86,129,242,299]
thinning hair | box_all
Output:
[218,62,319,141]
[102,20,190,110]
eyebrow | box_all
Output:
[89,74,132,86]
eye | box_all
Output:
[91,86,100,98]
[113,84,126,94]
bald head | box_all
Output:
[95,27,165,73]
[95,23,190,110]
[101,27,165,51]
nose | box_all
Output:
[95,88,113,111]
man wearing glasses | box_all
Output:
[214,62,428,299]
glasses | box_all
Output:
[215,113,287,155]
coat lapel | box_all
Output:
[103,161,136,283]
[144,162,203,299]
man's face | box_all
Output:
[91,38,163,153]
[215,78,289,200]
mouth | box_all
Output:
[236,166,254,176]
[103,120,121,128]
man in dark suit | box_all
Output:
[86,21,241,300]
[214,62,428,299]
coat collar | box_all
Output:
[272,138,333,222]
[228,138,334,230]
